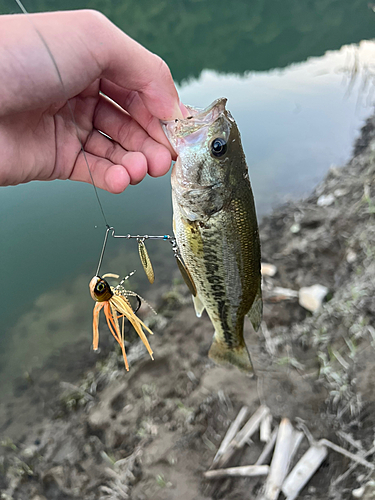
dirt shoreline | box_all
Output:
[1,116,374,500]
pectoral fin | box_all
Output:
[247,284,263,332]
[173,243,197,297]
[192,294,205,318]
[208,334,253,373]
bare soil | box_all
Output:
[0,116,374,500]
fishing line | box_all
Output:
[14,0,182,280]
[14,0,109,228]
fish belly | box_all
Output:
[173,194,261,372]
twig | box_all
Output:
[237,406,270,448]
[255,428,278,465]
[296,420,374,469]
[258,418,295,500]
[331,348,350,371]
[336,430,363,451]
[319,439,374,469]
[282,443,328,500]
[212,406,249,466]
[260,410,273,443]
[295,418,314,445]
[289,431,304,465]
[204,465,269,479]
[216,405,269,468]
[269,287,299,300]
[332,445,375,486]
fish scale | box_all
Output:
[163,98,262,373]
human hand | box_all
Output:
[0,10,184,193]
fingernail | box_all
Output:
[172,101,184,120]
[179,101,190,118]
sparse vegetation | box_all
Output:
[1,108,374,500]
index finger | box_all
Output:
[99,79,176,158]
[96,16,183,121]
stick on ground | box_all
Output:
[216,405,269,469]
[319,439,374,469]
[212,406,249,467]
[260,410,273,443]
[258,418,295,500]
[281,443,328,500]
[256,428,278,466]
[204,465,270,479]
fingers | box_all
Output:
[2,10,182,122]
[95,13,183,121]
[100,79,175,157]
[70,151,135,194]
[93,94,173,177]
[84,130,147,185]
[74,110,173,193]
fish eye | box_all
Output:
[211,138,227,157]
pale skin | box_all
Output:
[0,10,186,193]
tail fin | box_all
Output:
[208,335,253,373]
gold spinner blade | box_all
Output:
[138,239,155,284]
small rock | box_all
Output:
[362,480,375,499]
[299,284,329,312]
[329,165,341,176]
[261,263,277,277]
[87,403,111,431]
[43,466,67,493]
[21,444,39,459]
[270,287,299,300]
[352,486,365,498]
[290,223,301,233]
[334,188,348,197]
[317,193,335,207]
[346,250,357,264]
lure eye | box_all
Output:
[95,280,108,295]
[211,138,227,158]
[89,276,113,302]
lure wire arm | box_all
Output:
[95,225,196,299]
[95,225,112,277]
[110,226,175,242]
[95,225,176,278]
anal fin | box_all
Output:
[192,294,205,318]
[247,284,263,332]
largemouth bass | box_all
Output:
[162,98,262,373]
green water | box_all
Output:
[2,0,375,82]
[0,0,375,399]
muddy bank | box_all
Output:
[0,116,374,500]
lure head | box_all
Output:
[89,276,113,302]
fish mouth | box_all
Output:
[162,97,228,152]
[183,97,227,124]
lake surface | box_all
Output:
[1,0,375,400]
